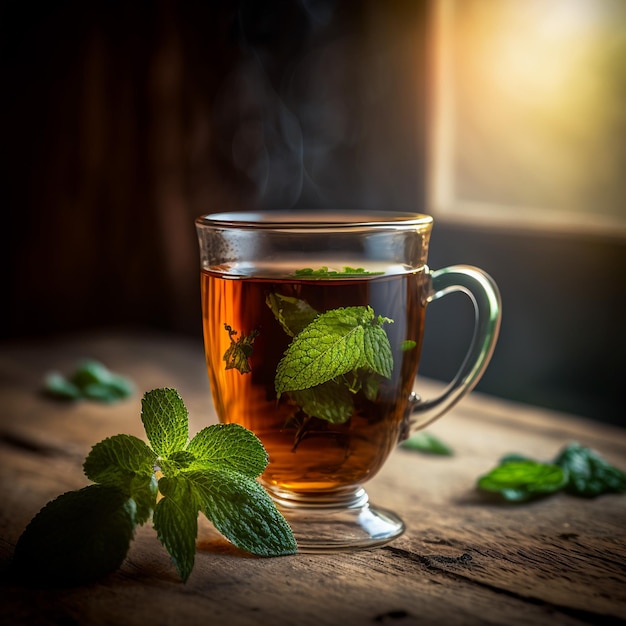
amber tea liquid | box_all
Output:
[201,264,427,494]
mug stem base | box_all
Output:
[265,484,406,553]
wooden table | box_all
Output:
[1,331,625,626]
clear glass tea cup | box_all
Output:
[195,211,501,552]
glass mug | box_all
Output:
[195,211,501,552]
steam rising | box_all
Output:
[212,1,368,211]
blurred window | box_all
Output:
[430,0,626,233]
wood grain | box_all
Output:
[1,332,625,626]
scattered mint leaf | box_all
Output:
[14,388,296,586]
[12,484,137,585]
[401,431,453,456]
[266,293,319,337]
[141,387,189,457]
[43,372,82,400]
[222,324,259,374]
[476,442,626,502]
[554,442,626,497]
[293,266,385,278]
[477,461,567,502]
[43,360,134,403]
[401,340,417,352]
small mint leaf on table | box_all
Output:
[478,443,626,503]
[186,423,269,477]
[477,460,568,502]
[141,387,189,457]
[43,359,134,403]
[401,431,453,456]
[554,442,626,497]
[71,360,135,403]
[43,372,82,399]
[12,484,136,586]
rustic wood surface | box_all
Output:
[0,331,625,626]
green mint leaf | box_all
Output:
[158,450,198,476]
[12,485,136,586]
[477,460,568,502]
[363,321,394,378]
[43,360,134,403]
[554,442,626,497]
[70,359,115,387]
[186,423,268,477]
[83,435,158,524]
[43,372,82,399]
[153,476,199,582]
[401,340,417,351]
[71,360,135,402]
[187,469,297,556]
[129,474,158,525]
[361,371,383,401]
[83,434,157,488]
[141,388,188,457]
[401,431,453,456]
[222,324,259,374]
[266,293,319,337]
[276,306,387,396]
[293,266,385,278]
[288,380,355,424]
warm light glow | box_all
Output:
[430,0,626,230]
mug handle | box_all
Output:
[407,265,502,434]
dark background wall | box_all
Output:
[1,1,624,427]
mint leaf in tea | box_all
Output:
[275,305,392,396]
[222,324,259,374]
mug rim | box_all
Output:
[195,210,433,230]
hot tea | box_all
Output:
[196,211,500,550]
[201,263,428,493]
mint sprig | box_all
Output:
[12,388,296,586]
[265,297,396,428]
